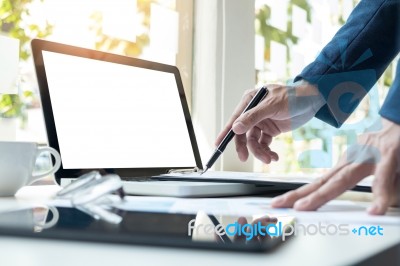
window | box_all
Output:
[1,0,193,144]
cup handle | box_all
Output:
[29,146,62,184]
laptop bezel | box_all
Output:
[31,39,203,184]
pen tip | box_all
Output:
[201,167,208,175]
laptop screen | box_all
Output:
[41,50,197,169]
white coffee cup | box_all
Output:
[0,141,61,196]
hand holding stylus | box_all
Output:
[202,86,269,174]
[211,81,322,169]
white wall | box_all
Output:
[192,0,255,171]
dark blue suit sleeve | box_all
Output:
[295,0,400,128]
[380,61,400,124]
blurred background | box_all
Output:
[0,0,397,180]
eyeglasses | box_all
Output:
[55,171,125,224]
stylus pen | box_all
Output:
[201,86,269,175]
[208,215,232,243]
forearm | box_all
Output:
[380,60,400,124]
[296,0,400,127]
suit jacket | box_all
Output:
[295,0,400,127]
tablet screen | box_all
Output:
[0,207,294,252]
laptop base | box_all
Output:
[61,179,275,198]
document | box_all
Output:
[49,189,399,225]
[160,171,373,188]
[113,196,400,225]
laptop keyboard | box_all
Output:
[121,176,156,182]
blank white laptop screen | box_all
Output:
[42,51,196,169]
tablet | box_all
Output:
[0,206,294,252]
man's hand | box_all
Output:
[272,117,400,215]
[215,81,324,164]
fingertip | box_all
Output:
[238,216,247,225]
[262,155,272,164]
[369,193,390,215]
[215,134,226,146]
[293,199,312,211]
[236,144,249,162]
[367,203,387,215]
[215,129,230,145]
[238,151,249,162]
[367,205,378,215]
[232,122,247,135]
[269,151,279,162]
[271,196,285,207]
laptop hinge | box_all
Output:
[167,167,200,175]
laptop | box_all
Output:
[31,39,371,197]
[31,39,282,197]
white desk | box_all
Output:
[0,185,399,266]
